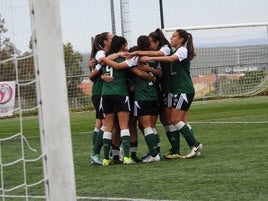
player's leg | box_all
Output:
[171,93,202,158]
[111,119,123,164]
[116,95,134,164]
[102,112,115,165]
[129,116,142,162]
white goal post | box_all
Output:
[163,22,268,32]
[163,22,268,98]
[29,0,77,201]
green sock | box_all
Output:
[169,127,181,154]
[121,129,131,158]
[175,121,197,147]
[187,124,199,147]
[103,131,112,160]
[144,127,157,157]
[130,141,138,157]
[93,128,104,154]
[92,128,99,148]
[165,129,172,145]
[152,128,160,153]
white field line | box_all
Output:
[0,195,178,201]
[76,196,178,201]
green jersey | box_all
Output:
[101,57,129,96]
[133,60,160,101]
[91,74,103,96]
[170,47,195,94]
[91,50,105,96]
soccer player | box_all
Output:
[100,35,134,165]
[141,29,203,158]
[89,32,113,165]
[128,28,181,159]
[127,46,142,163]
[100,35,162,163]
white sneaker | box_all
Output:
[183,143,203,159]
[90,153,103,165]
[142,154,160,163]
[195,151,201,157]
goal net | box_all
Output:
[1,0,76,201]
[163,23,268,99]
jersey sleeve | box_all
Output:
[125,56,138,67]
[95,50,105,61]
[174,47,187,62]
[159,45,171,56]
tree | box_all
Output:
[1,15,86,109]
[63,42,88,108]
[0,15,20,81]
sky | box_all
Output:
[1,0,268,53]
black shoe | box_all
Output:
[131,155,142,162]
[112,155,123,164]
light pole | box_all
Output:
[159,0,164,29]
[110,0,116,35]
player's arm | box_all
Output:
[141,54,178,63]
[106,51,128,60]
[129,50,165,58]
[137,62,162,77]
[100,57,128,70]
[89,65,102,81]
[88,58,95,69]
[128,46,170,58]
[101,73,114,82]
[130,67,156,82]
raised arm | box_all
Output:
[100,57,129,70]
[129,50,165,58]
[141,54,178,63]
[130,67,156,82]
[89,65,102,81]
[137,63,162,77]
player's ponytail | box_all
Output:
[176,29,196,60]
[186,33,195,60]
[149,28,170,49]
[90,32,109,59]
[90,34,100,59]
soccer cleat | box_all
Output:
[112,155,123,164]
[164,153,183,159]
[157,152,163,159]
[90,153,102,165]
[131,155,142,163]
[102,159,112,166]
[141,152,150,160]
[109,147,123,163]
[182,143,203,159]
[164,150,173,157]
[123,157,135,165]
[142,154,160,163]
[195,151,201,157]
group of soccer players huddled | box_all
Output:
[89,28,202,166]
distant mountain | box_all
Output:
[196,38,268,48]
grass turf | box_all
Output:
[0,96,267,200]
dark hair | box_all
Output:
[129,46,138,53]
[107,35,127,55]
[90,32,109,59]
[176,29,195,60]
[137,35,150,51]
[149,28,170,49]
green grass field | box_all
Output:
[0,96,268,201]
